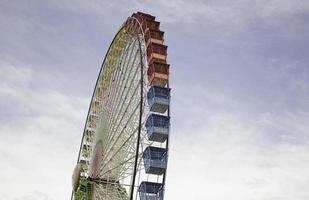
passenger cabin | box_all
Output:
[145,114,170,142]
[139,181,164,200]
[145,29,164,46]
[147,43,167,63]
[132,12,159,30]
[79,159,89,173]
[143,146,167,175]
[133,12,156,22]
[82,144,91,158]
[147,86,170,113]
[85,129,94,143]
[147,61,169,87]
[144,20,160,31]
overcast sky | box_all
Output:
[0,0,309,200]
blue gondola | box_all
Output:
[145,114,170,142]
[147,86,170,113]
[143,146,167,175]
[139,181,164,200]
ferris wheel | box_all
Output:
[71,12,171,200]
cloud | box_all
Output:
[257,0,309,19]
[0,0,309,199]
[42,0,309,29]
[166,112,309,200]
[0,59,88,200]
[45,0,309,36]
[167,54,309,198]
[0,59,32,84]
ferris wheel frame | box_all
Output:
[72,12,170,200]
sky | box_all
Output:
[0,0,309,199]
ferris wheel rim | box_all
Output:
[75,26,126,166]
[72,12,170,200]
[73,25,146,199]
